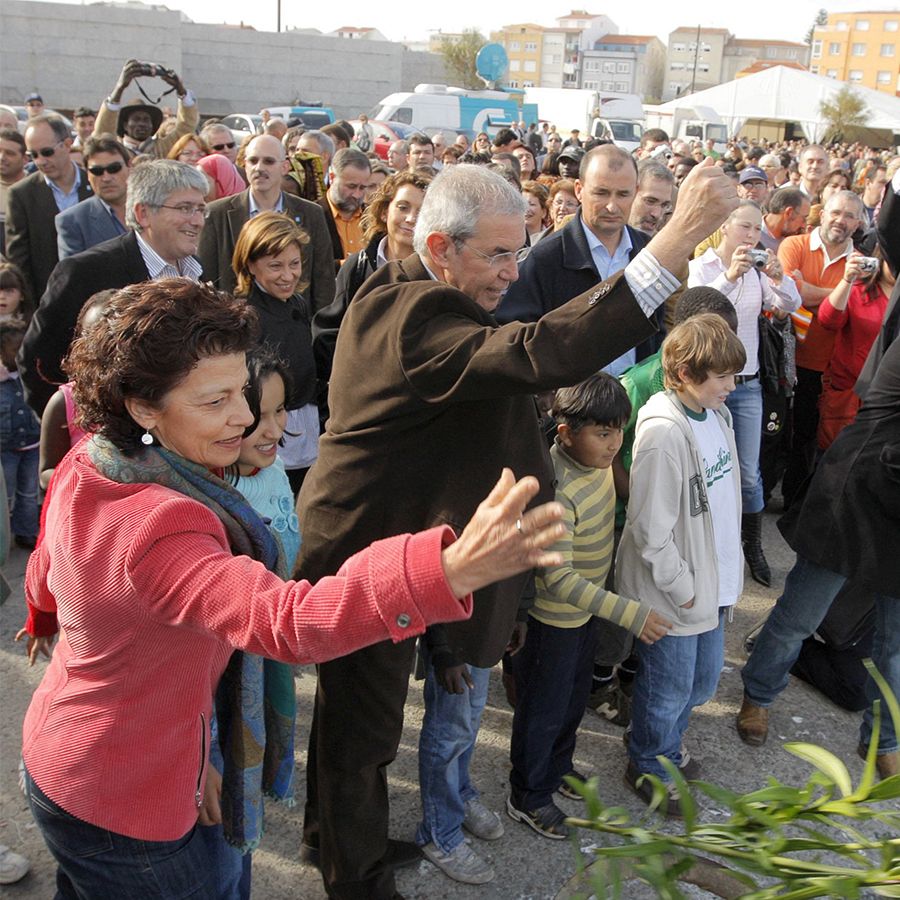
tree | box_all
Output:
[438,29,487,90]
[819,84,869,143]
[805,7,828,44]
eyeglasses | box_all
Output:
[212,142,236,151]
[87,161,125,176]
[27,140,64,160]
[462,242,530,268]
[156,202,207,218]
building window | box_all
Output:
[672,42,686,52]
[615,81,629,91]
[812,40,823,57]
[509,41,520,50]
[523,80,535,87]
[604,61,616,72]
[603,81,615,90]
[584,80,599,89]
[851,43,866,56]
[584,58,599,71]
[668,81,683,94]
[849,69,863,81]
[878,70,892,83]
[508,80,519,87]
[616,62,630,73]
[766,46,778,58]
[524,60,536,72]
[670,62,685,70]
[826,68,838,78]
[698,63,710,72]
[509,59,521,71]
[811,66,819,74]
[545,53,561,65]
[881,44,895,56]
[885,20,899,31]
[829,42,840,54]
[524,41,537,51]
[855,19,869,30]
[836,21,848,30]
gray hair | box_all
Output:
[201,122,233,141]
[26,114,71,143]
[413,164,527,254]
[759,153,781,169]
[125,159,209,230]
[300,129,335,160]
[389,139,409,154]
[332,147,371,175]
[824,189,864,218]
[637,159,674,187]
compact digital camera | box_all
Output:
[857,256,880,276]
[137,62,176,80]
[748,249,769,270]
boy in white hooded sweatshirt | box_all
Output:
[617,314,746,816]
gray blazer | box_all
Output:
[56,196,127,259]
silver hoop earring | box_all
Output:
[141,430,153,446]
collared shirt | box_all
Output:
[99,198,127,237]
[808,226,853,274]
[327,195,364,261]
[135,232,202,281]
[580,218,638,375]
[759,218,780,253]
[46,163,83,213]
[376,236,390,270]
[249,190,284,217]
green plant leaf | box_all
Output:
[785,743,854,797]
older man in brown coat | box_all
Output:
[296,161,737,898]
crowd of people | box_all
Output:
[1,61,898,898]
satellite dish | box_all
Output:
[476,43,508,89]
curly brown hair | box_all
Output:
[65,279,259,452]
[360,169,433,243]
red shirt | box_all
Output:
[818,282,889,390]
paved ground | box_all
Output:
[0,512,871,899]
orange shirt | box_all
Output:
[327,196,364,262]
[778,231,851,372]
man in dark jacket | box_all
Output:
[295,161,737,897]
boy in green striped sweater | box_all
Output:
[507,373,672,840]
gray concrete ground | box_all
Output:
[0,512,870,899]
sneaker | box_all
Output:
[0,845,29,885]
[462,797,504,840]
[624,761,683,818]
[557,770,587,801]
[506,796,571,840]
[587,678,631,726]
[622,729,700,780]
[420,840,494,884]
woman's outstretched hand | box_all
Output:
[441,469,565,599]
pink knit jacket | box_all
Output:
[23,448,470,841]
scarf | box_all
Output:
[87,436,296,852]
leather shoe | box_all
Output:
[857,743,899,780]
[736,696,768,746]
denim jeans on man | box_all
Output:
[510,617,597,809]
[724,376,764,514]
[25,768,215,899]
[629,612,726,779]
[415,650,491,853]
[199,824,252,900]
[742,555,900,753]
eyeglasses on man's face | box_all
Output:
[461,241,530,268]
[156,202,207,218]
[27,140,64,160]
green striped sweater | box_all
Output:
[531,442,652,633]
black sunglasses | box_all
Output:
[87,161,125,176]
[27,140,63,160]
[212,142,236,151]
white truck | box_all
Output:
[643,104,728,152]
[523,88,644,152]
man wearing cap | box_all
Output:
[562,129,582,150]
[737,165,770,206]
[5,114,93,299]
[92,59,199,158]
[24,94,44,120]
[557,145,583,180]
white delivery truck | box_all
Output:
[643,104,728,152]
[523,88,644,152]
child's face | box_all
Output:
[560,422,624,470]
[0,285,23,317]
[678,370,736,413]
[237,373,287,475]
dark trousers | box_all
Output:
[509,617,597,809]
[303,637,417,899]
[782,366,822,508]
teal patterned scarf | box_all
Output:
[87,436,296,852]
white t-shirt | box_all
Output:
[686,407,741,607]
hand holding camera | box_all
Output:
[844,252,879,283]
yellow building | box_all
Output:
[490,23,549,89]
[810,10,900,94]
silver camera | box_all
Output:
[748,249,769,270]
[857,256,879,276]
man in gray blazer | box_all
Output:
[199,134,335,312]
[56,135,130,259]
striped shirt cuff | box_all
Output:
[624,249,681,318]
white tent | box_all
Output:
[658,66,900,142]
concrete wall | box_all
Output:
[0,0,446,120]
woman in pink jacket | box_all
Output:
[18,278,563,899]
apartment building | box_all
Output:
[580,35,666,101]
[810,10,900,94]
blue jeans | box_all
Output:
[415,651,491,853]
[629,612,726,779]
[25,768,215,899]
[1,446,39,538]
[198,825,251,900]
[742,555,899,753]
[510,617,597,809]
[725,376,764,514]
